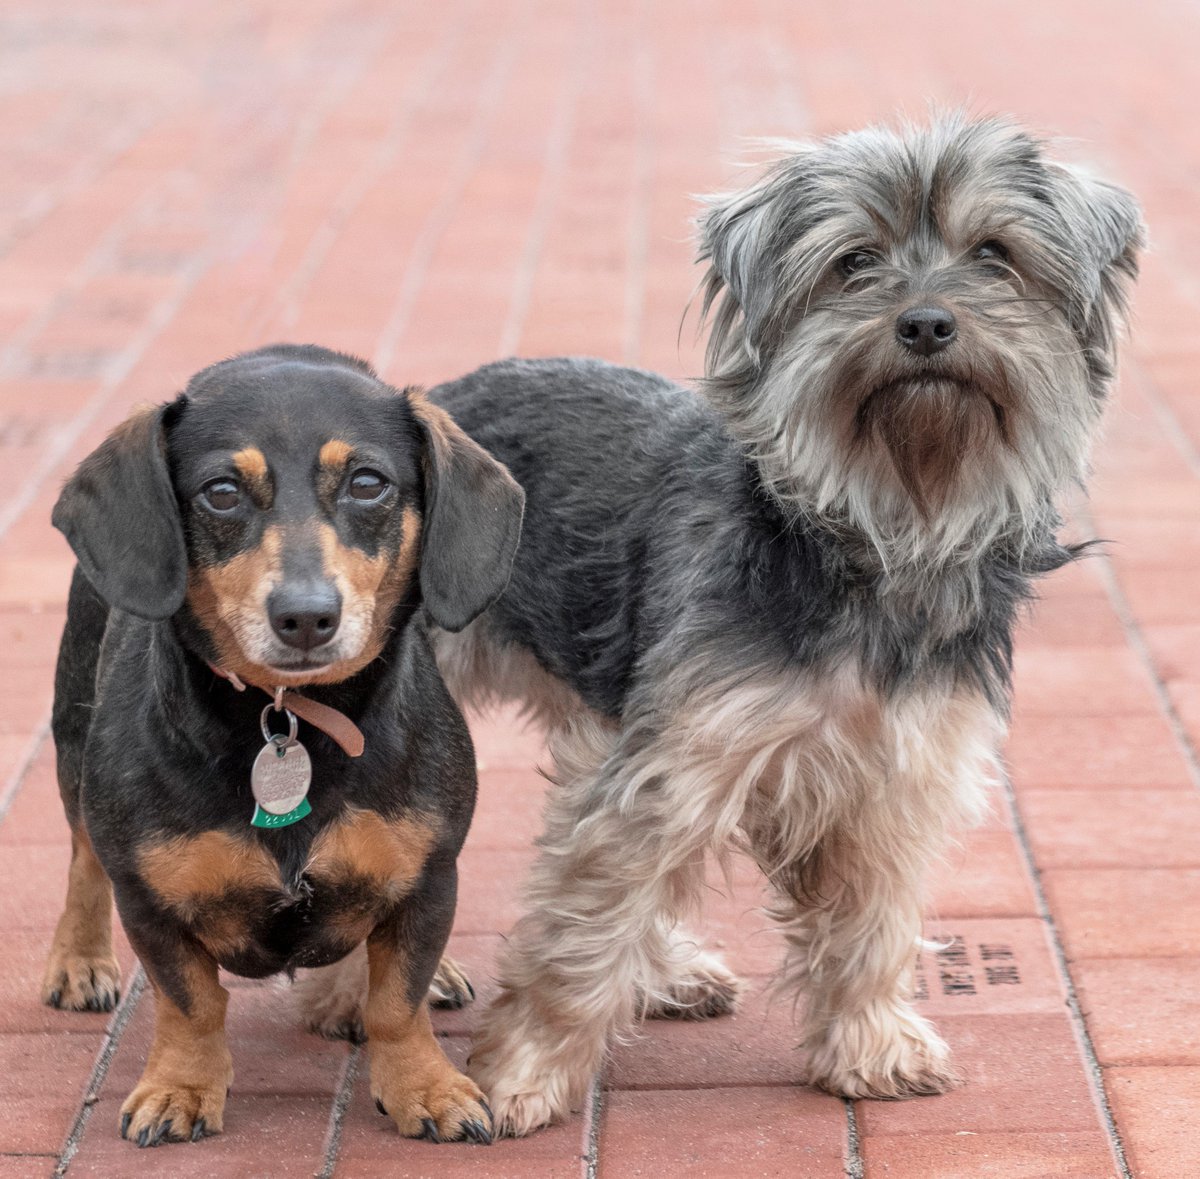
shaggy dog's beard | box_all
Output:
[695,117,1143,580]
[853,377,1012,518]
[715,323,1077,578]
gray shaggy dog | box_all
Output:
[302,114,1143,1137]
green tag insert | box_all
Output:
[251,797,312,829]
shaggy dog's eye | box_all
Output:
[348,469,390,502]
[974,240,1010,266]
[838,251,877,278]
[201,479,241,512]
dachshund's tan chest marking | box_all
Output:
[137,811,439,965]
[305,808,437,896]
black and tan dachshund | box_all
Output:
[43,344,523,1147]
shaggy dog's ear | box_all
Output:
[698,180,779,352]
[52,399,189,620]
[1045,164,1145,372]
[696,145,822,368]
[407,390,525,633]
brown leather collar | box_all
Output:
[209,665,365,758]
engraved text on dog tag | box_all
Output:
[250,706,312,828]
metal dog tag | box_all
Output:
[250,706,312,829]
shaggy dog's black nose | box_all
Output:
[269,585,342,650]
[896,306,957,356]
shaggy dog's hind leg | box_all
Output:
[639,920,741,1021]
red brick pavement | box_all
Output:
[0,1,1197,1176]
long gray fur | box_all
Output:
[431,118,1142,714]
[422,113,1144,1137]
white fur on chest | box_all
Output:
[435,619,1002,874]
[619,664,1003,869]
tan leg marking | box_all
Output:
[119,952,233,1146]
[365,933,492,1144]
[42,826,121,1012]
[296,810,457,1040]
[296,946,474,1041]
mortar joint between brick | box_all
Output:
[0,721,51,834]
[495,0,591,359]
[1077,500,1200,795]
[582,1068,605,1179]
[1002,775,1134,1179]
[1129,355,1200,479]
[0,252,210,545]
[372,0,527,378]
[316,1042,361,1179]
[843,1098,865,1179]
[55,965,146,1177]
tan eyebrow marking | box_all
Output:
[233,447,268,481]
[319,439,354,469]
[232,447,272,506]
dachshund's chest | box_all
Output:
[136,809,438,976]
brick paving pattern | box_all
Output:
[0,1,1197,1176]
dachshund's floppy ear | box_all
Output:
[408,389,524,633]
[52,400,188,620]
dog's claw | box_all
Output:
[191,1118,207,1142]
[375,1097,387,1116]
[43,967,121,1014]
[120,1112,131,1139]
[152,1120,172,1146]
[428,957,476,1009]
[86,985,117,1013]
[462,1118,493,1145]
[136,1126,151,1148]
[421,1117,440,1143]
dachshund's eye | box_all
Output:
[201,479,241,512]
[838,251,877,279]
[974,240,1010,265]
[348,469,389,502]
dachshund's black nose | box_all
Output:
[268,584,342,650]
[896,305,957,356]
